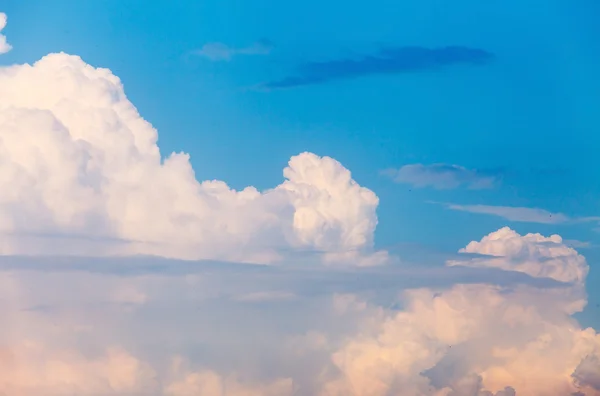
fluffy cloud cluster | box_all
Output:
[0,52,382,264]
[320,228,600,396]
[0,24,599,396]
[0,13,10,54]
[323,283,600,396]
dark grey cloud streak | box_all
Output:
[262,46,494,89]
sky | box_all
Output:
[0,0,599,395]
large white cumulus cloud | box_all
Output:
[0,53,382,264]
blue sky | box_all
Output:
[1,1,600,393]
[2,0,599,323]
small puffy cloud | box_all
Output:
[384,163,497,190]
[447,226,588,284]
[0,53,382,264]
[0,13,11,54]
[440,203,570,224]
[194,39,274,61]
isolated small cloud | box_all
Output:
[447,226,589,285]
[439,203,570,224]
[262,45,493,89]
[0,13,12,54]
[194,39,274,61]
[384,163,498,190]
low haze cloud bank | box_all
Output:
[0,229,598,395]
[0,18,599,396]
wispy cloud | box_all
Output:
[261,46,493,89]
[435,202,570,224]
[194,39,274,61]
[436,202,600,228]
[383,163,498,190]
[232,291,297,303]
[564,240,594,249]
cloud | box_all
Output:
[194,39,274,61]
[0,230,598,395]
[261,46,493,89]
[1,50,600,396]
[320,229,599,396]
[572,355,600,391]
[438,203,570,224]
[0,53,384,265]
[447,226,589,285]
[0,13,11,54]
[383,163,498,190]
[437,203,600,229]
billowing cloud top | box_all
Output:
[448,227,589,285]
[0,53,383,264]
[0,13,11,54]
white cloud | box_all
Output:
[439,203,569,224]
[0,49,599,396]
[0,13,11,54]
[0,53,383,264]
[447,227,588,284]
[383,163,497,190]
[194,40,274,61]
